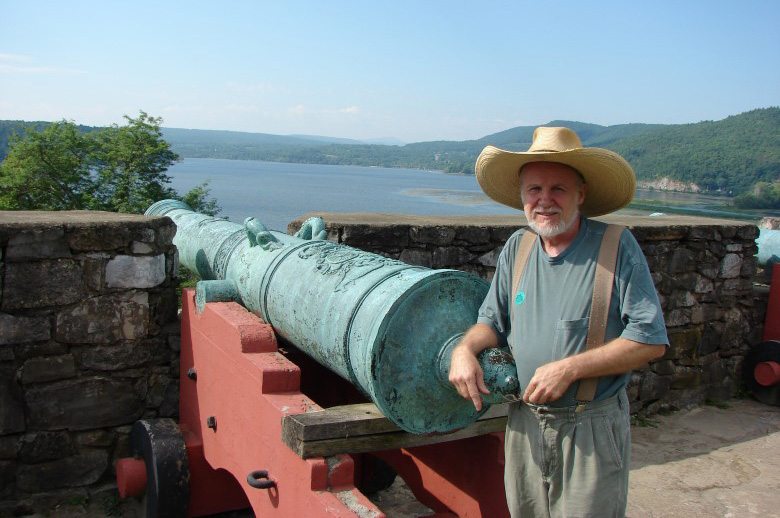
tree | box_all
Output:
[0,112,220,214]
[180,180,221,216]
[733,180,780,209]
[91,112,180,213]
[0,121,96,210]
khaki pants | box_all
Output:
[504,391,630,518]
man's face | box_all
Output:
[520,162,587,238]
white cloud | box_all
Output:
[339,106,359,115]
[0,53,84,75]
[289,104,306,114]
[0,53,31,63]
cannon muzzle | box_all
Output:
[147,200,518,434]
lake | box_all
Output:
[166,158,766,231]
[167,158,521,231]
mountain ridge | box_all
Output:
[1,107,777,196]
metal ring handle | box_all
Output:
[247,470,276,489]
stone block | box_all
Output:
[0,460,14,499]
[105,254,166,289]
[669,290,696,309]
[55,292,149,344]
[19,431,75,463]
[665,309,690,327]
[16,449,108,492]
[650,359,677,376]
[740,257,758,277]
[5,228,71,261]
[432,247,474,268]
[78,342,151,371]
[667,327,702,360]
[0,435,18,459]
[686,226,720,241]
[0,313,50,345]
[25,377,144,431]
[66,224,133,251]
[694,275,714,294]
[669,248,695,273]
[718,253,742,278]
[490,227,517,243]
[155,223,176,247]
[12,341,68,361]
[20,355,76,384]
[131,241,154,254]
[146,373,172,408]
[454,226,491,245]
[737,225,759,239]
[83,256,106,291]
[75,429,115,448]
[0,364,24,434]
[691,303,717,325]
[671,366,702,389]
[638,371,671,402]
[159,383,180,418]
[2,260,86,310]
[477,247,502,267]
[409,226,456,246]
[341,224,409,248]
[399,248,433,268]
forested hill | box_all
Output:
[1,108,777,196]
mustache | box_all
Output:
[532,207,562,215]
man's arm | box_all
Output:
[448,323,500,411]
[523,338,666,405]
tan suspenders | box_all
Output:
[510,224,624,403]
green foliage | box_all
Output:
[180,180,221,216]
[90,112,179,213]
[0,113,220,214]
[733,181,780,209]
[0,121,96,210]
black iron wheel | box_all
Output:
[130,418,190,518]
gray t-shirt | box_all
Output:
[477,218,668,407]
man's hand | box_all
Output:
[523,339,666,405]
[523,360,575,404]
[449,345,491,411]
[447,323,499,411]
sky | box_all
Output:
[1,1,778,143]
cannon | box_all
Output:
[147,199,518,433]
[116,201,517,518]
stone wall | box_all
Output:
[291,212,767,414]
[0,209,768,513]
[0,211,179,515]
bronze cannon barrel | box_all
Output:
[147,200,517,434]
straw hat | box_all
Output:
[475,127,636,217]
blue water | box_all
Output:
[167,158,519,231]
[167,158,769,231]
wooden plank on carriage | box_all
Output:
[282,402,509,458]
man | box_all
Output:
[449,127,668,517]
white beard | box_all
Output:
[526,208,580,238]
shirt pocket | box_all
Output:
[552,317,589,361]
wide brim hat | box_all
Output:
[475,127,636,217]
